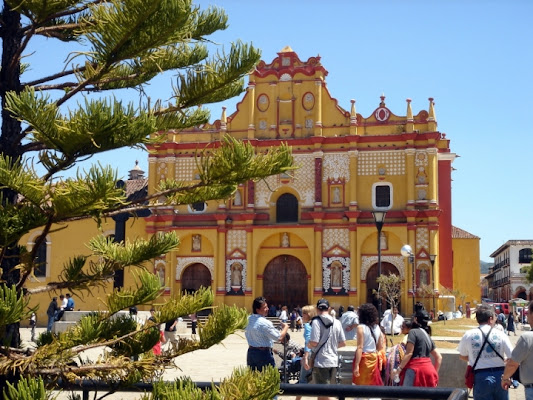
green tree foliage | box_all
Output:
[0,0,294,397]
[376,273,401,312]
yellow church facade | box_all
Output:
[144,48,480,316]
[22,48,480,323]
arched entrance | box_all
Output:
[181,263,211,294]
[366,262,400,311]
[263,255,308,308]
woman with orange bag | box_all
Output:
[352,303,386,386]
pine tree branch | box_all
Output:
[23,66,86,87]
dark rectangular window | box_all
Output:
[34,243,46,277]
[375,185,391,208]
[519,248,532,264]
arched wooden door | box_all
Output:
[263,255,308,308]
[366,262,400,311]
[181,263,211,294]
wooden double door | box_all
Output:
[366,261,400,310]
[181,263,211,294]
[263,255,308,308]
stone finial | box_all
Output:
[428,98,436,122]
[406,98,413,121]
[350,99,357,118]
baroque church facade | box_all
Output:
[144,47,479,315]
[23,48,480,323]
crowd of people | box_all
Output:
[45,293,75,332]
[245,297,444,400]
[245,297,533,400]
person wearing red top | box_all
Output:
[392,310,442,387]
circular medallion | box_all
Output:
[375,107,390,122]
[303,92,315,111]
[257,94,269,112]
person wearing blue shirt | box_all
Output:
[298,304,317,389]
[65,293,75,311]
[245,296,289,371]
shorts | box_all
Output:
[312,367,337,384]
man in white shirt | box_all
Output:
[309,299,346,400]
[380,307,404,335]
[458,304,513,400]
[339,305,359,340]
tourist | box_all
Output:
[245,297,289,371]
[458,304,513,400]
[164,317,179,352]
[507,312,516,336]
[501,301,533,399]
[297,304,317,390]
[308,298,346,400]
[380,306,404,336]
[46,297,59,332]
[391,310,441,387]
[352,303,385,386]
[65,293,75,311]
[339,305,359,340]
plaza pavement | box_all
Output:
[21,323,527,400]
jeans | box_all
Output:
[47,315,55,332]
[473,369,508,400]
[526,386,533,400]
[247,348,275,371]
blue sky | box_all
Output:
[23,1,533,262]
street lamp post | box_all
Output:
[429,254,437,318]
[372,211,386,318]
[401,244,415,313]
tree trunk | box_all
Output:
[0,4,24,393]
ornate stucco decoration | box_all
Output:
[174,157,197,181]
[322,153,350,182]
[360,255,405,280]
[227,229,247,253]
[323,228,350,252]
[358,151,405,176]
[225,259,247,294]
[176,257,214,281]
[255,154,314,207]
[416,227,429,250]
[322,256,351,295]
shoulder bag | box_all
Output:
[483,329,520,383]
[309,317,332,369]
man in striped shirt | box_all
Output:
[245,296,289,370]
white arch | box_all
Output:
[361,255,404,280]
[176,257,214,281]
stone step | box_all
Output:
[52,311,206,334]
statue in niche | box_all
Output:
[192,234,201,251]
[419,268,428,286]
[417,189,427,200]
[156,266,165,287]
[281,232,290,248]
[417,167,427,184]
[230,262,243,287]
[380,232,388,250]
[332,187,341,203]
[233,190,242,206]
[330,260,343,288]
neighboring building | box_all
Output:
[487,240,533,301]
[23,48,481,323]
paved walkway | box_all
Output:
[20,324,528,399]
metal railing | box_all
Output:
[60,380,468,400]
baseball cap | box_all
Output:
[317,298,330,310]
